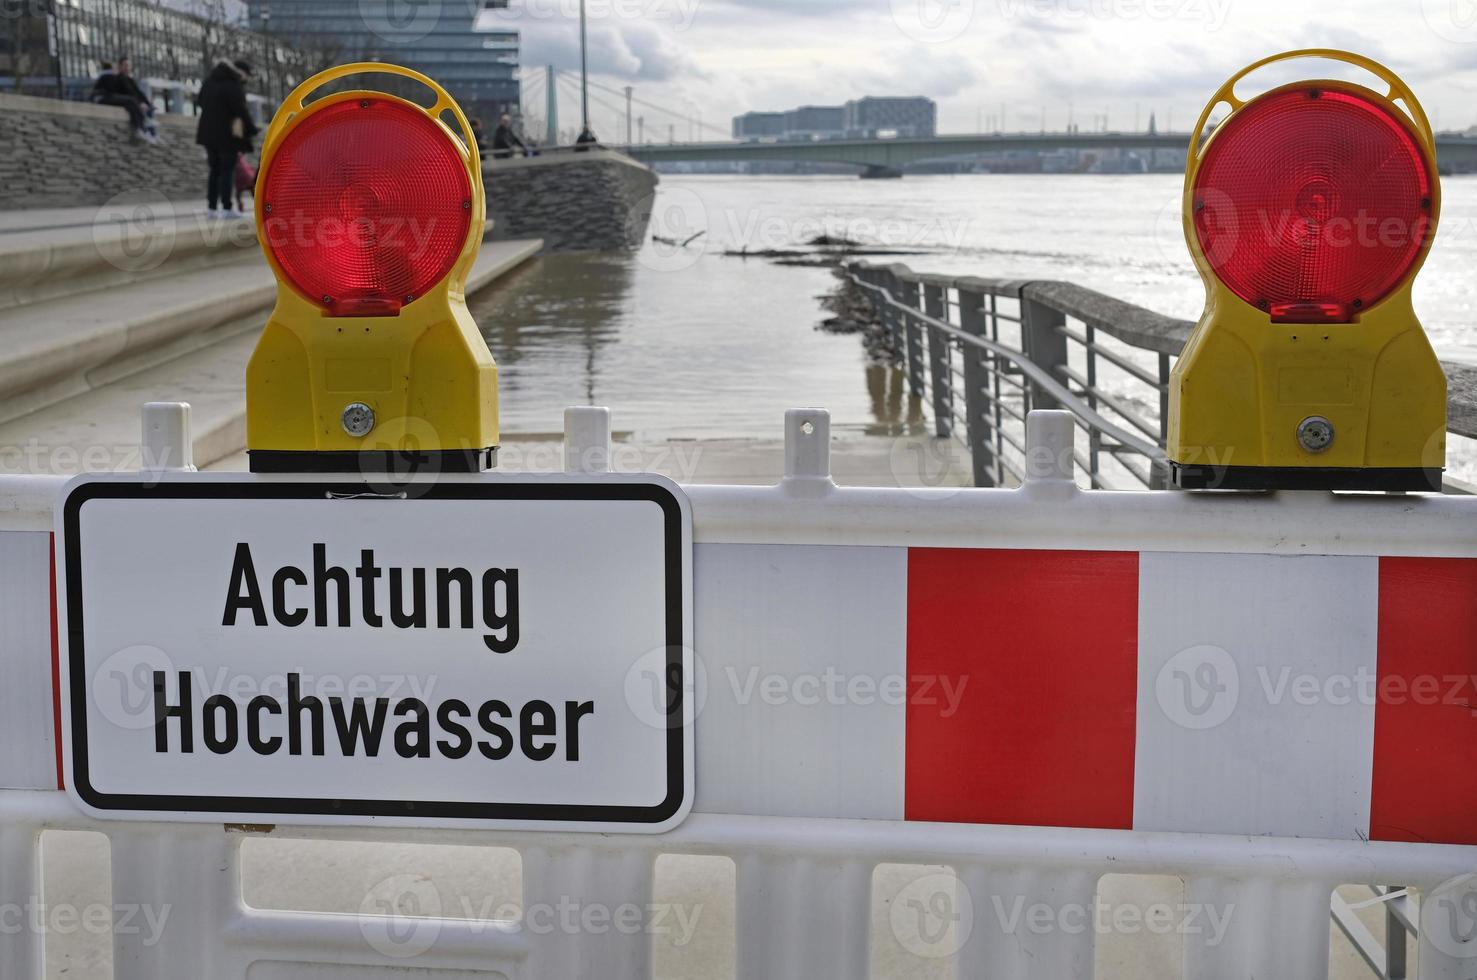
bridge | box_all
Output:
[628,131,1477,177]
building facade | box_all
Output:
[732,110,785,139]
[243,0,519,124]
[734,97,934,141]
[843,96,936,138]
[0,0,306,113]
[787,104,845,138]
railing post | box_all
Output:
[1020,289,1068,412]
[1023,409,1077,487]
[1150,352,1174,490]
[921,282,953,439]
[882,270,907,362]
[1085,324,1102,489]
[0,823,41,980]
[957,287,997,488]
[564,406,612,474]
[988,294,1007,486]
[784,408,831,482]
[141,402,195,476]
[897,277,926,398]
[1385,890,1407,980]
[1158,353,1172,444]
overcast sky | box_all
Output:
[464,0,1477,137]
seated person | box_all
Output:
[491,114,526,159]
[93,56,158,144]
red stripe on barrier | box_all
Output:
[50,533,64,791]
[905,548,1138,829]
[1371,557,1477,845]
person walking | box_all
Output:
[196,59,258,218]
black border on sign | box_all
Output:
[63,480,688,825]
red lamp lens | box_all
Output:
[261,98,473,316]
[1192,87,1433,323]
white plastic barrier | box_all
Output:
[0,407,1475,979]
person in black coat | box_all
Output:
[195,60,259,216]
[491,114,526,159]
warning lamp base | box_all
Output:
[1170,463,1442,493]
[248,448,497,475]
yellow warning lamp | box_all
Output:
[246,63,497,473]
[1168,49,1446,491]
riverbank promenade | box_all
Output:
[0,205,969,488]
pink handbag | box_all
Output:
[234,153,257,193]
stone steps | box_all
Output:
[0,238,543,474]
[0,253,276,425]
[0,207,262,310]
[0,214,508,427]
[0,208,502,310]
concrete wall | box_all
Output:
[0,93,209,210]
[1,95,660,254]
[485,149,658,253]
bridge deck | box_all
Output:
[630,131,1477,173]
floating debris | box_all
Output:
[723,245,930,265]
[651,230,706,247]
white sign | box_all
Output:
[57,475,693,833]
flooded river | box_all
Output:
[469,173,1477,478]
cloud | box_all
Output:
[485,0,1477,135]
[699,0,865,17]
[517,19,705,82]
[619,22,705,79]
[859,50,980,99]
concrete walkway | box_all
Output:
[0,203,215,235]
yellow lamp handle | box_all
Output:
[262,62,482,172]
[1186,49,1435,162]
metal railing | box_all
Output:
[1333,885,1419,980]
[848,261,1477,494]
[482,142,616,161]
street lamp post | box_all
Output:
[48,0,66,99]
[261,5,272,108]
[579,0,589,134]
[545,64,558,147]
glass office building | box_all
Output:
[734,98,936,142]
[843,97,936,139]
[243,1,520,123]
[733,106,845,141]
